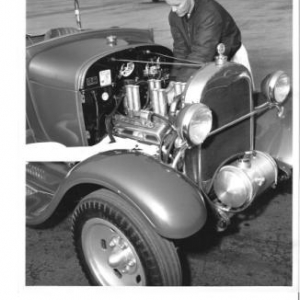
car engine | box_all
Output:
[112,78,184,146]
[80,45,186,150]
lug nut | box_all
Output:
[120,241,128,250]
[109,236,119,248]
[128,259,136,267]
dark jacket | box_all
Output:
[169,0,241,81]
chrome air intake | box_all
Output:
[114,81,170,145]
[148,79,162,90]
[114,79,186,145]
[125,84,141,114]
[150,88,167,116]
[213,151,278,212]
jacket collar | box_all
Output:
[187,0,200,19]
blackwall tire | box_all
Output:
[72,189,182,286]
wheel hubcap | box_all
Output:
[108,236,137,274]
[81,218,146,286]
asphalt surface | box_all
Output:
[26,0,293,287]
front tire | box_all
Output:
[72,189,182,286]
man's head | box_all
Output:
[165,0,195,18]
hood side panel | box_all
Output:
[28,83,87,146]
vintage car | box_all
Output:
[26,1,292,286]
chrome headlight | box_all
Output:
[213,151,277,212]
[261,70,291,104]
[176,103,212,146]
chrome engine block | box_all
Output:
[113,79,185,145]
[113,113,169,146]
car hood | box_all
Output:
[26,28,155,90]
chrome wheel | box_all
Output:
[81,218,146,286]
[72,189,182,286]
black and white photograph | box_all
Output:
[3,0,299,299]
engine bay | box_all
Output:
[80,45,180,146]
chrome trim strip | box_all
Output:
[208,102,271,137]
[236,72,254,151]
[183,64,219,105]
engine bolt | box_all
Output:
[128,259,136,267]
[125,265,131,272]
[109,236,119,248]
[120,241,128,250]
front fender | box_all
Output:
[255,95,292,168]
[30,151,207,239]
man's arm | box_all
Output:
[187,9,223,63]
[169,14,189,80]
[176,9,222,82]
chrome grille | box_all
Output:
[200,76,252,181]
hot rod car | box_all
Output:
[26,1,292,286]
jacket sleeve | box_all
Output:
[170,10,223,82]
[187,9,223,63]
[169,14,189,80]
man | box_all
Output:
[166,0,251,82]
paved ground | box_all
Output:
[26,0,293,287]
[26,183,292,286]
